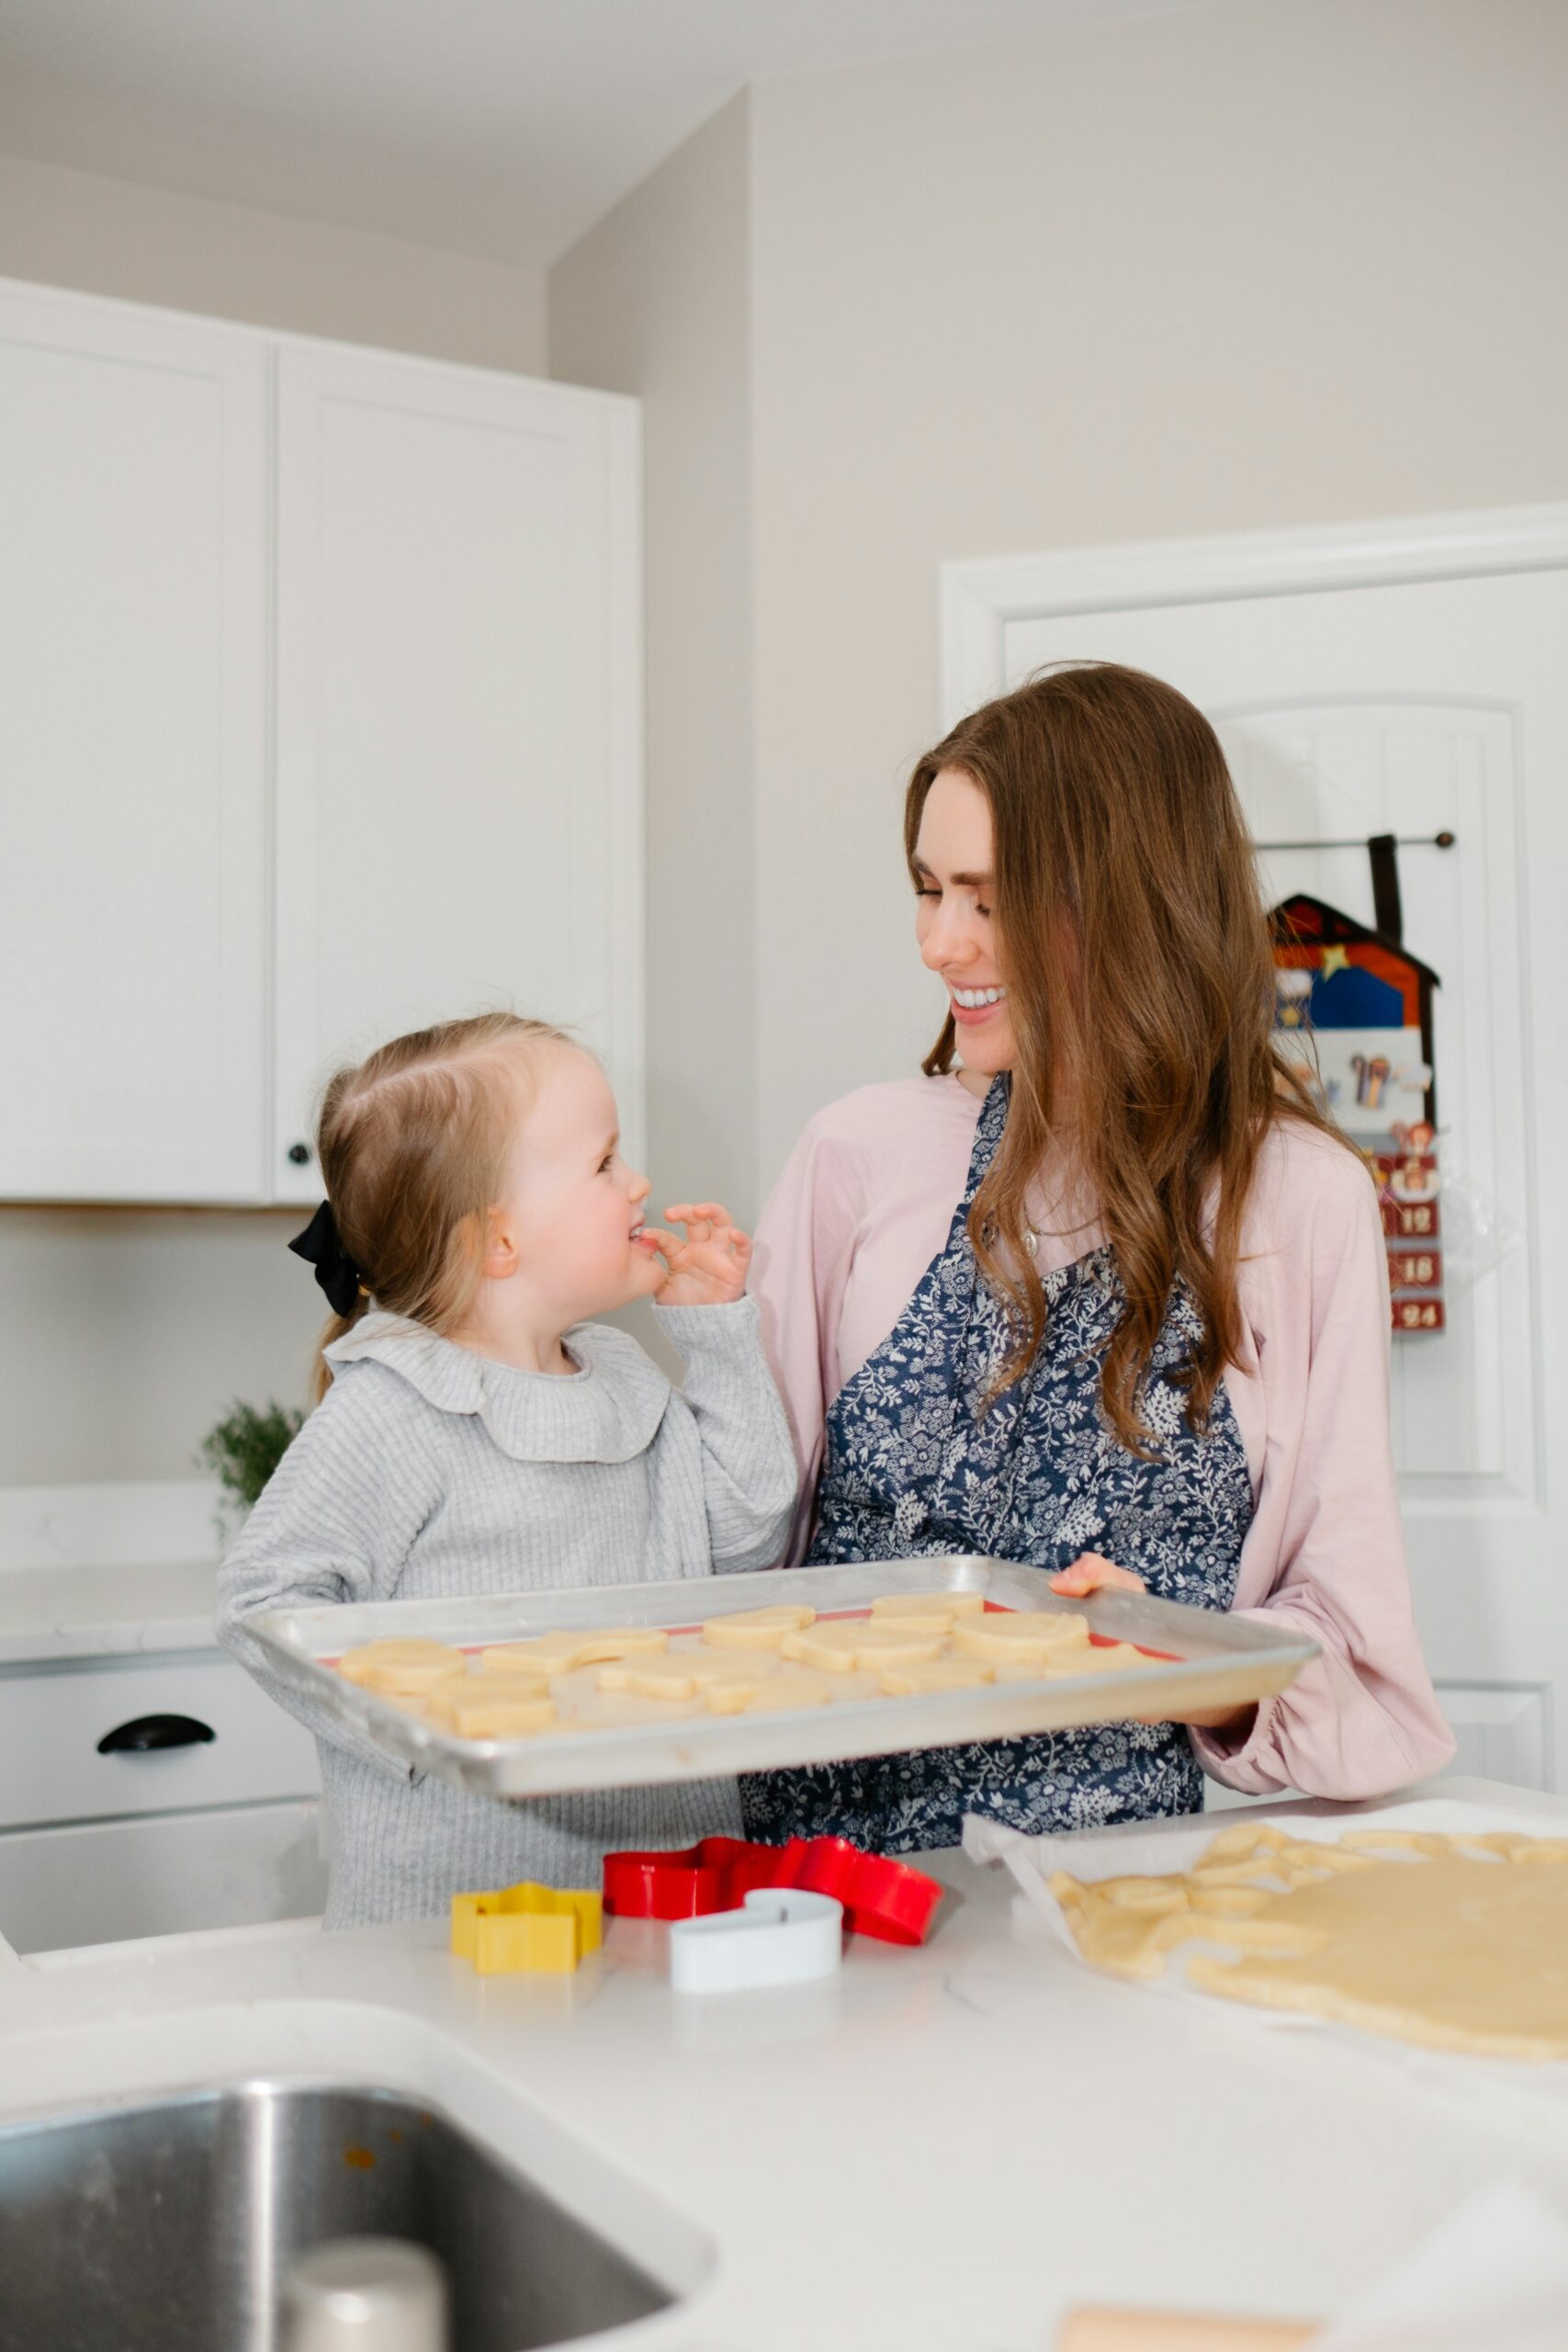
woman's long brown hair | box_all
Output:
[908,662,1346,1455]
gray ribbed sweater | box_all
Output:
[217,1299,796,1928]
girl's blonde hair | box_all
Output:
[310,1012,571,1399]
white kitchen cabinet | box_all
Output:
[272,344,642,1199]
[0,280,269,1201]
[0,1645,324,1951]
[0,278,642,1204]
[0,1801,326,1954]
[0,1648,320,1831]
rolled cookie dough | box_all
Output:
[426,1676,556,1738]
[953,1609,1090,1664]
[337,1639,468,1693]
[1053,1824,1568,2060]
[701,1603,817,1647]
[783,1621,944,1672]
[596,1648,778,1701]
[989,1639,1145,1683]
[480,1627,667,1674]
[868,1589,987,1631]
[878,1657,994,1696]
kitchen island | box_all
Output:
[0,1557,222,1664]
[0,1558,323,1958]
[4,1776,1567,2349]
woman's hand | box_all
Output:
[1050,1551,1145,1600]
[646,1202,753,1307]
[1050,1552,1256,1738]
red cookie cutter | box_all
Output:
[602,1833,942,1946]
[783,1837,941,1946]
[602,1837,781,1921]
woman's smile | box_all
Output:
[949,982,1008,1024]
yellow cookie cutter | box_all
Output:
[450,1882,604,1975]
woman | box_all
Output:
[747,662,1453,1854]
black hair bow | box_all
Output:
[288,1202,364,1317]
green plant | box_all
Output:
[199,1400,304,1510]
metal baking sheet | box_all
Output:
[247,1555,1318,1801]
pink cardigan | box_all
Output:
[749,1073,1454,1802]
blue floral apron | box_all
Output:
[742,1077,1254,1853]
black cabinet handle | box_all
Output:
[96,1713,216,1755]
[287,1141,312,1166]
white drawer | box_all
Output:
[0,1799,327,1954]
[0,1651,321,1829]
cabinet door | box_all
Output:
[272,345,642,1203]
[0,281,268,1201]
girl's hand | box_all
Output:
[644,1203,752,1306]
[1051,1551,1254,1736]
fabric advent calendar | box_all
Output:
[1269,893,1444,1336]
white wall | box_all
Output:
[745,0,1568,1179]
[553,0,1568,1203]
[550,96,757,1222]
[0,153,547,1498]
[0,153,547,371]
[0,1212,319,1487]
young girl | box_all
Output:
[219,1012,796,1928]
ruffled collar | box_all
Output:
[324,1310,671,1464]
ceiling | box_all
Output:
[0,0,1227,269]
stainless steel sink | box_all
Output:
[0,2081,673,2351]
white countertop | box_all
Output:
[5,1775,1568,2348]
[0,1560,220,1664]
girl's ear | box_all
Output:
[476,1204,519,1282]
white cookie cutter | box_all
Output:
[669,1888,844,1994]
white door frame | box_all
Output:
[937,500,1568,1789]
[939,502,1568,729]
